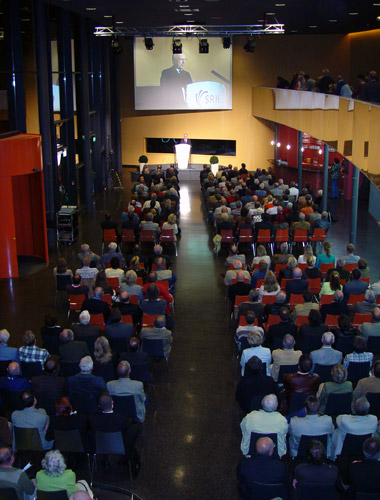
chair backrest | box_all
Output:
[92,362,115,383]
[289,294,304,306]
[53,429,84,453]
[257,229,271,242]
[140,229,155,242]
[325,314,339,327]
[89,313,105,328]
[347,361,371,384]
[37,490,69,500]
[220,230,234,241]
[249,432,278,457]
[160,229,175,241]
[0,487,19,500]
[344,263,358,272]
[121,229,135,242]
[324,391,353,416]
[278,364,298,384]
[366,336,380,355]
[312,228,326,238]
[320,263,335,276]
[106,277,120,292]
[3,391,24,413]
[320,294,334,305]
[341,433,372,457]
[35,391,60,416]
[20,361,43,380]
[239,228,253,239]
[261,295,276,305]
[352,313,372,326]
[112,395,137,419]
[142,313,159,327]
[234,295,250,307]
[297,434,328,458]
[296,315,309,327]
[102,293,112,306]
[59,362,80,378]
[293,229,307,241]
[68,294,86,311]
[255,279,265,289]
[130,363,153,384]
[95,430,125,455]
[298,262,307,272]
[103,228,117,242]
[56,274,72,291]
[142,338,165,358]
[366,392,380,414]
[247,482,287,500]
[307,278,322,293]
[121,314,134,324]
[267,314,281,326]
[296,482,337,500]
[275,228,289,241]
[348,293,366,306]
[14,426,43,451]
[313,364,335,383]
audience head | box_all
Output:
[22,330,36,346]
[98,392,113,412]
[41,450,67,477]
[363,437,380,460]
[308,308,322,327]
[56,258,68,274]
[336,258,345,268]
[256,245,267,257]
[108,242,117,252]
[247,331,263,347]
[353,335,367,353]
[298,354,312,374]
[303,290,313,303]
[7,362,21,377]
[79,310,90,326]
[280,243,288,254]
[263,271,278,292]
[44,358,59,375]
[261,394,278,413]
[128,336,140,352]
[245,356,262,376]
[279,307,290,322]
[245,311,256,325]
[0,447,14,466]
[94,337,112,364]
[321,331,335,346]
[305,395,320,415]
[0,329,10,345]
[55,396,73,417]
[307,440,326,465]
[373,360,380,379]
[79,356,93,373]
[283,334,295,350]
[117,360,131,378]
[249,289,260,303]
[346,243,355,255]
[333,290,344,302]
[147,283,160,301]
[373,308,380,323]
[352,268,361,281]
[21,389,35,408]
[293,267,302,279]
[82,256,91,267]
[154,315,166,328]
[258,260,268,272]
[287,256,297,270]
[119,291,130,303]
[60,329,74,343]
[275,291,287,304]
[352,396,370,416]
[125,270,138,285]
[306,256,315,268]
[255,437,275,457]
[331,364,347,384]
[94,287,104,299]
[72,274,82,286]
[329,271,341,290]
[323,241,332,256]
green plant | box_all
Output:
[210,155,219,164]
[138,155,148,163]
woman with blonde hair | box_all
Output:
[162,213,179,240]
[318,364,352,413]
[258,270,280,298]
[93,336,116,382]
[129,255,147,282]
[298,244,316,265]
[120,269,143,302]
[252,245,271,267]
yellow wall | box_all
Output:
[119,34,351,168]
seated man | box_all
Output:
[235,312,264,341]
[240,394,288,458]
[75,256,98,290]
[59,329,90,364]
[140,212,160,238]
[0,446,36,498]
[353,359,380,400]
[141,315,173,358]
[325,257,351,283]
[359,307,380,339]
[31,357,66,402]
[289,395,334,458]
[71,310,101,345]
[343,242,361,264]
[270,242,291,269]
[0,362,30,393]
[229,271,253,307]
[105,257,126,285]
[291,289,319,323]
[77,243,100,267]
[350,290,378,315]
[266,306,297,350]
[154,257,177,292]
[285,267,309,303]
[224,244,246,270]
[120,336,150,367]
[291,212,310,235]
[17,330,49,368]
[271,334,302,383]
[148,244,172,271]
[240,331,271,376]
[0,329,19,362]
[311,210,331,233]
[67,356,106,403]
[281,354,320,415]
[343,335,373,370]
[343,268,368,304]
[224,260,250,287]
[113,291,142,327]
[141,284,167,316]
[107,361,146,423]
[236,356,279,414]
[235,289,264,325]
[105,308,134,342]
[237,437,289,500]
[310,331,342,368]
[102,241,125,269]
[11,389,53,450]
[331,396,377,460]
[320,290,349,322]
[347,437,380,497]
[81,287,110,323]
[66,273,89,298]
[264,291,290,318]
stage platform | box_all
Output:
[127,163,208,182]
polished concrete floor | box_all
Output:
[1,172,380,500]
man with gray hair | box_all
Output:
[67,356,106,406]
[224,260,251,286]
[71,310,101,352]
[235,289,264,325]
[107,361,146,422]
[352,290,378,315]
[285,267,309,302]
[331,396,377,459]
[18,330,49,368]
[271,334,302,382]
[225,244,246,269]
[240,394,288,457]
[0,329,19,361]
[347,437,380,495]
[320,290,349,322]
[0,446,36,498]
[81,287,110,322]
[59,329,90,364]
[271,242,291,268]
[102,241,125,269]
[310,331,342,368]
[312,210,331,233]
[77,243,100,267]
[359,307,380,340]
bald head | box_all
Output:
[236,271,245,283]
[256,437,275,457]
[233,260,242,270]
[7,362,20,377]
[293,267,302,279]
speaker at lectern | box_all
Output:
[175,143,191,170]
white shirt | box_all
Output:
[240,409,288,457]
[241,345,271,376]
[289,414,334,457]
[331,414,377,459]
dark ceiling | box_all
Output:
[43,0,380,35]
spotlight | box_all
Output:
[222,36,231,49]
[144,37,154,50]
[277,142,281,148]
[270,140,275,146]
[111,37,122,54]
[199,38,209,54]
[244,36,256,52]
[286,144,291,150]
[172,39,182,54]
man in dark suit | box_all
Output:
[236,289,265,326]
[254,213,275,241]
[105,308,134,341]
[266,307,297,350]
[236,356,279,414]
[88,392,141,464]
[66,273,89,298]
[228,271,253,306]
[237,437,289,500]
[160,53,193,108]
[320,290,349,322]
[101,213,120,244]
[113,291,142,327]
[67,356,106,412]
[285,267,309,302]
[31,357,66,399]
[71,310,101,348]
[59,329,90,364]
[343,268,368,303]
[120,336,150,368]
[325,258,351,283]
[347,437,380,497]
[81,287,110,322]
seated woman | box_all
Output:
[53,257,73,281]
[318,364,353,413]
[258,270,281,299]
[120,270,144,303]
[94,269,115,297]
[297,244,316,265]
[279,255,298,284]
[319,271,342,297]
[251,245,271,268]
[36,450,93,497]
[105,257,125,286]
[92,336,116,382]
[128,255,147,283]
[358,258,370,279]
[162,213,179,241]
[316,241,335,269]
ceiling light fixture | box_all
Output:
[349,12,358,15]
[222,36,231,49]
[144,37,154,50]
[111,37,122,54]
[244,36,256,52]
[86,7,96,11]
[172,38,182,54]
[199,38,209,53]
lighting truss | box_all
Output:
[94,24,285,37]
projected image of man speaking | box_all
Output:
[160,53,193,108]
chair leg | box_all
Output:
[90,454,96,488]
[150,383,157,408]
[128,458,134,487]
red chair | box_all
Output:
[142,314,159,327]
[298,262,307,272]
[275,228,289,246]
[136,277,144,286]
[274,263,287,278]
[90,313,105,330]
[256,229,273,255]
[352,313,372,327]
[309,228,326,243]
[360,277,370,285]
[307,278,322,295]
[121,315,134,324]
[255,279,265,289]
[121,229,135,244]
[238,229,254,253]
[325,314,339,327]
[102,228,118,253]
[261,295,276,305]
[320,294,334,305]
[296,315,309,327]
[140,229,156,244]
[347,293,365,306]
[129,295,139,305]
[267,315,281,326]
[160,229,177,256]
[230,262,245,270]
[289,294,304,307]
[67,294,86,319]
[102,294,112,306]
[281,278,291,291]
[231,278,249,284]
[343,263,358,272]
[320,263,335,278]
[234,295,250,307]
[292,230,308,252]
[106,277,120,293]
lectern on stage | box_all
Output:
[175,143,191,170]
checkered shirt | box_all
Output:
[18,345,49,367]
[343,351,373,370]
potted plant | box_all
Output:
[138,155,148,174]
[210,155,219,175]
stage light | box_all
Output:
[286,144,291,150]
[270,140,275,146]
[144,37,154,50]
[222,36,231,49]
[277,142,281,147]
[244,36,256,52]
[318,148,323,154]
[199,38,209,53]
[111,37,122,54]
[172,39,182,54]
